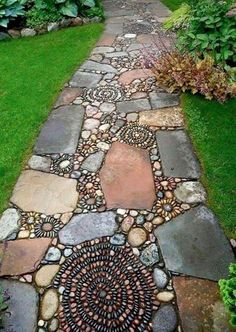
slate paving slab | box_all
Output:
[69,70,102,88]
[54,87,82,108]
[100,142,156,209]
[11,170,79,215]
[0,279,39,332]
[117,99,151,113]
[173,276,235,332]
[59,212,117,245]
[34,105,85,154]
[0,238,51,276]
[156,130,201,178]
[149,91,179,109]
[81,60,118,73]
[118,69,152,85]
[155,206,235,281]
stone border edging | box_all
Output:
[0,16,102,41]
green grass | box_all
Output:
[0,24,103,214]
[182,94,236,238]
[161,0,236,238]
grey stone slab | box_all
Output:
[155,206,235,281]
[81,151,105,172]
[156,130,201,179]
[0,208,21,241]
[81,60,118,73]
[28,155,51,172]
[105,23,124,34]
[149,91,179,109]
[105,51,128,58]
[0,279,38,332]
[152,305,178,332]
[105,9,135,18]
[59,212,117,245]
[69,70,102,88]
[117,99,151,113]
[34,105,84,154]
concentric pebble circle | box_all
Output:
[54,237,158,331]
[85,85,123,103]
[117,123,156,149]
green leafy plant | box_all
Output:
[26,5,62,28]
[0,0,27,27]
[0,287,9,329]
[164,3,191,31]
[178,0,236,68]
[219,263,236,328]
[144,50,235,102]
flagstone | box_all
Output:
[34,105,85,154]
[59,212,117,245]
[117,98,151,113]
[155,206,235,281]
[173,276,235,332]
[139,107,184,127]
[156,130,201,178]
[54,87,82,108]
[69,70,102,88]
[0,238,51,276]
[11,171,78,215]
[0,208,21,242]
[0,279,39,332]
[118,69,153,85]
[149,91,180,109]
[100,142,156,209]
[81,60,118,73]
[96,33,116,46]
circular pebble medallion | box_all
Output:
[51,155,73,175]
[34,216,61,238]
[85,85,123,103]
[117,123,155,149]
[53,237,157,331]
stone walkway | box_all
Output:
[0,1,235,331]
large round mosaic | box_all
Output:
[117,123,155,149]
[85,85,123,103]
[54,237,157,331]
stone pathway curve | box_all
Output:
[0,1,235,331]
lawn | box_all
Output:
[0,24,103,214]
[161,0,236,238]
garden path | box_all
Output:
[0,0,235,331]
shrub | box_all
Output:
[144,50,235,103]
[178,0,236,69]
[219,263,236,328]
[0,0,27,27]
[26,6,62,28]
[164,3,191,31]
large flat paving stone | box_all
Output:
[155,206,235,281]
[117,99,151,113]
[59,212,117,245]
[0,238,51,276]
[156,130,201,178]
[34,105,84,154]
[81,60,118,73]
[11,171,79,215]
[69,70,102,88]
[139,107,184,128]
[0,279,39,332]
[173,276,235,332]
[149,91,179,109]
[100,142,156,209]
[118,69,152,85]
